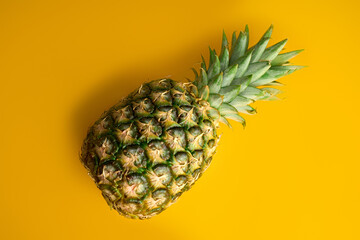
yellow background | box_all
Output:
[1,0,359,239]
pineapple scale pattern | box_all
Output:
[81,79,220,219]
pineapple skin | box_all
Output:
[81,79,220,219]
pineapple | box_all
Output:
[81,25,303,219]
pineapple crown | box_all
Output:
[192,25,304,127]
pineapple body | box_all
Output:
[81,79,220,219]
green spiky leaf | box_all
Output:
[200,85,210,100]
[224,113,246,127]
[219,102,238,115]
[219,116,232,127]
[250,25,273,62]
[268,65,305,76]
[260,39,288,61]
[195,25,303,128]
[201,55,207,71]
[272,49,304,66]
[222,64,238,87]
[235,105,257,115]
[243,62,271,81]
[207,56,221,80]
[232,75,252,92]
[209,48,216,67]
[219,30,229,71]
[231,32,237,50]
[249,72,277,87]
[230,29,249,65]
[229,96,253,108]
[219,85,241,102]
[191,68,198,80]
[260,87,282,100]
[219,48,229,71]
[207,108,220,120]
[221,30,228,53]
[240,86,264,100]
[208,72,223,93]
[208,93,223,108]
[233,50,253,78]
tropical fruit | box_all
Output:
[81,25,303,219]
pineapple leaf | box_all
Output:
[264,81,283,86]
[230,30,249,65]
[222,64,238,87]
[219,102,238,115]
[219,116,232,128]
[249,72,277,87]
[220,30,229,54]
[242,25,250,56]
[229,26,249,64]
[261,87,282,98]
[233,50,253,78]
[268,65,305,76]
[201,55,207,71]
[251,25,273,63]
[243,62,271,81]
[235,105,257,115]
[224,113,246,127]
[200,85,210,100]
[193,26,303,128]
[231,32,237,50]
[219,85,241,103]
[208,72,223,93]
[240,86,264,100]
[209,47,216,67]
[208,93,223,108]
[219,48,229,71]
[191,68,198,80]
[207,108,221,120]
[229,96,253,108]
[231,75,252,92]
[272,49,304,66]
[200,68,208,87]
[260,39,288,61]
[207,55,221,80]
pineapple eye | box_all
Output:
[192,150,203,160]
[124,105,134,116]
[189,126,201,136]
[175,152,189,163]
[159,79,172,89]
[174,93,182,98]
[158,106,171,112]
[207,139,215,148]
[179,113,186,118]
[176,175,187,186]
[152,189,170,204]
[139,84,150,95]
[125,173,149,197]
[153,164,172,185]
[203,119,212,127]
[117,200,142,215]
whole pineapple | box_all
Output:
[81,25,303,219]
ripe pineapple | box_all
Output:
[81,25,303,219]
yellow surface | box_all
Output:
[1,0,359,239]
